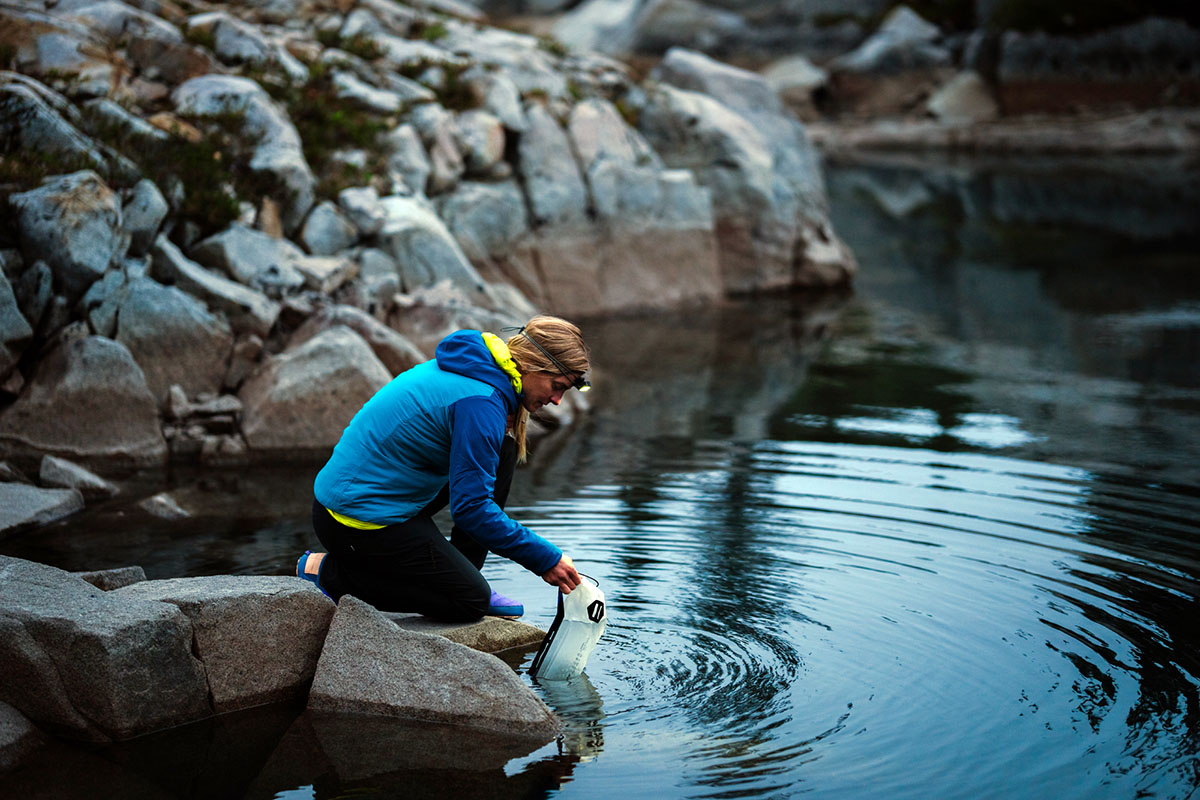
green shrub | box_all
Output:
[538,35,569,57]
[270,67,391,197]
[411,20,449,42]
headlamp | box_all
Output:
[508,326,590,392]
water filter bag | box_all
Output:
[529,577,607,681]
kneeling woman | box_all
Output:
[298,315,588,621]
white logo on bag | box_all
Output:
[587,599,605,622]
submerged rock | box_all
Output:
[38,455,117,500]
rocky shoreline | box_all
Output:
[4,0,1198,779]
[0,553,555,773]
[1,0,858,531]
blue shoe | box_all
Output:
[297,551,332,599]
[487,589,523,618]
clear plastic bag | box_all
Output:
[529,575,607,681]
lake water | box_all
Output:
[2,153,1199,799]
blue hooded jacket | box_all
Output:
[313,330,562,575]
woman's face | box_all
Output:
[521,371,576,413]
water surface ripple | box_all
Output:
[491,439,1199,799]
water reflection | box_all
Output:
[2,154,1198,799]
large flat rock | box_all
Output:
[309,596,560,742]
[385,612,545,654]
[115,576,335,712]
[0,556,210,741]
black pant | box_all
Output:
[311,436,518,622]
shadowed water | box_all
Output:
[1,153,1198,799]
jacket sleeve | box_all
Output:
[446,394,564,575]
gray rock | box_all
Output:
[377,195,490,301]
[223,332,263,391]
[654,46,787,118]
[552,0,640,56]
[301,201,359,256]
[830,5,950,74]
[115,576,334,713]
[0,336,167,469]
[38,455,116,500]
[437,181,530,264]
[628,0,747,56]
[0,701,44,773]
[81,98,170,151]
[189,223,307,297]
[331,70,403,114]
[13,262,52,337]
[172,75,315,235]
[387,612,547,653]
[0,484,83,538]
[114,277,234,402]
[0,82,105,175]
[290,254,358,294]
[409,104,465,196]
[568,97,661,171]
[186,11,273,66]
[289,305,425,376]
[761,55,829,97]
[0,555,210,741]
[438,24,566,99]
[371,33,467,73]
[138,491,191,519]
[74,565,146,591]
[454,109,506,175]
[309,595,561,741]
[383,124,431,196]
[151,235,281,338]
[566,98,684,226]
[66,1,183,45]
[239,326,390,451]
[518,103,588,226]
[9,170,128,302]
[926,70,999,124]
[337,186,387,237]
[0,271,32,382]
[79,267,129,338]
[642,53,854,292]
[124,29,222,85]
[386,283,524,354]
[121,179,169,257]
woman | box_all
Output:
[297,315,589,621]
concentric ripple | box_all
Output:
[493,440,1200,799]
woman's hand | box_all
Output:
[542,553,581,594]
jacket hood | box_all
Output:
[435,329,520,412]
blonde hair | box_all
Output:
[506,315,591,462]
